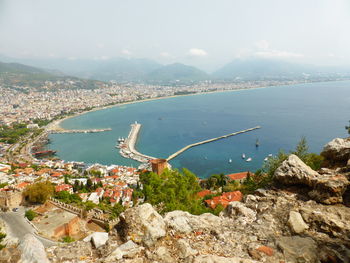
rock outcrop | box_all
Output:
[321,137,350,165]
[20,234,50,263]
[275,154,349,204]
[45,137,350,263]
[83,232,109,248]
[117,203,166,247]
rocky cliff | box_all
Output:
[7,137,350,262]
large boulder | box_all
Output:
[276,236,318,263]
[19,234,50,263]
[321,137,350,165]
[274,154,349,204]
[117,203,166,247]
[83,232,109,248]
[274,154,320,186]
[164,210,221,234]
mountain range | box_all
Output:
[0,55,349,84]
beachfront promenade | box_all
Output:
[49,128,112,134]
[119,123,156,163]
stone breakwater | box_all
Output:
[119,123,156,163]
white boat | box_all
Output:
[228,158,232,163]
[264,157,268,161]
[268,154,273,157]
[242,153,246,159]
[246,157,252,162]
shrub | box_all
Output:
[25,209,37,221]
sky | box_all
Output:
[0,0,350,71]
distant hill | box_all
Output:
[213,58,350,80]
[146,63,209,84]
[213,58,310,80]
[0,61,103,89]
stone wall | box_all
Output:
[0,190,23,209]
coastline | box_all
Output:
[49,84,276,131]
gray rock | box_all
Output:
[220,201,256,225]
[106,240,143,260]
[177,239,197,258]
[164,210,221,234]
[276,236,318,263]
[288,211,309,234]
[155,246,174,263]
[83,232,109,248]
[274,154,320,186]
[274,154,349,204]
[321,137,350,165]
[118,203,166,247]
[19,234,50,263]
[193,255,258,263]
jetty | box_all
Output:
[119,122,156,163]
[166,126,261,161]
[49,128,112,134]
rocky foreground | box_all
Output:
[3,137,350,263]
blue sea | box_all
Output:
[48,80,350,178]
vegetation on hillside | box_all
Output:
[24,209,37,221]
[137,168,221,215]
[0,123,30,144]
[23,181,55,204]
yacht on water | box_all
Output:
[242,153,246,159]
[228,158,232,163]
[246,157,252,162]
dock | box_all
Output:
[166,126,261,161]
[49,128,112,134]
[119,123,156,163]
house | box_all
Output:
[55,184,73,194]
[197,189,213,198]
[204,191,243,209]
[87,192,100,204]
[78,193,89,202]
[225,171,252,183]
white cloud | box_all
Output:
[160,52,171,58]
[96,43,105,49]
[255,50,303,59]
[188,48,207,57]
[67,56,77,61]
[255,40,270,50]
[121,49,132,55]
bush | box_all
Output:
[62,236,75,243]
[25,209,37,221]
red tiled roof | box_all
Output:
[197,189,212,198]
[226,172,249,181]
[204,191,243,209]
[55,184,72,192]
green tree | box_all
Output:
[291,136,309,161]
[23,181,55,204]
[140,168,211,215]
[0,232,6,250]
[25,209,37,221]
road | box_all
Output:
[0,207,57,247]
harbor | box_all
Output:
[118,122,261,170]
[118,122,156,164]
[166,126,261,161]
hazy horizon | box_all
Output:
[1,0,350,71]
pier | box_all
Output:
[166,126,261,161]
[49,128,112,134]
[119,123,156,163]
